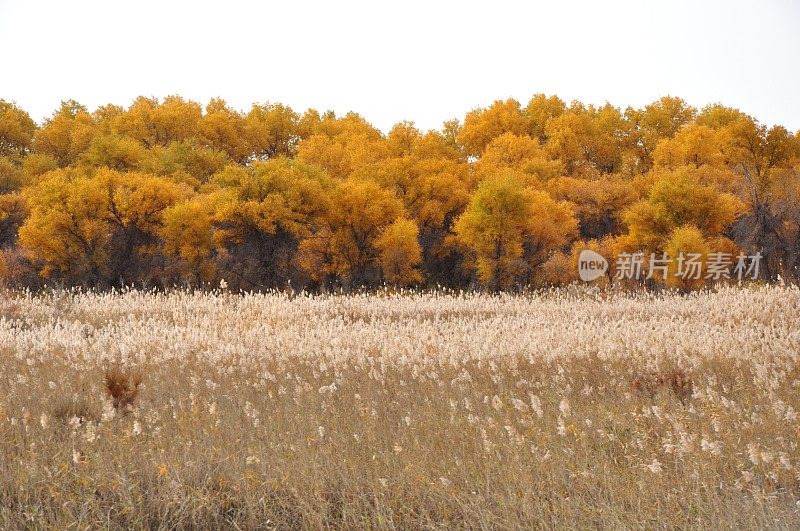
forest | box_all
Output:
[0,95,798,291]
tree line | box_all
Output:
[0,95,798,291]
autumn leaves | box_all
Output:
[0,94,798,290]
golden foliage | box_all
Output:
[0,94,798,289]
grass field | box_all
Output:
[1,286,799,528]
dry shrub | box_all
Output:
[631,367,694,404]
[104,366,142,411]
[662,367,694,404]
[631,372,661,400]
[0,302,22,321]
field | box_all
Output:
[1,286,799,529]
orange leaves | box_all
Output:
[161,194,227,282]
[375,218,423,286]
[33,100,96,167]
[244,102,301,160]
[622,169,743,253]
[457,99,531,158]
[0,94,796,288]
[19,172,111,277]
[18,169,186,283]
[0,100,36,157]
[454,174,577,289]
[298,179,403,286]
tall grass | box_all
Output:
[0,286,798,528]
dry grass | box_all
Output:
[0,286,799,528]
[103,365,142,412]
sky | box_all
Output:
[1,0,798,132]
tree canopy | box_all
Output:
[0,95,797,290]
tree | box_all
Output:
[18,169,186,285]
[82,133,147,171]
[652,124,727,170]
[386,121,421,157]
[33,100,96,167]
[161,197,220,284]
[475,132,561,181]
[0,93,795,290]
[18,172,111,280]
[210,158,331,289]
[350,153,471,287]
[454,174,577,289]
[722,119,800,279]
[297,132,389,180]
[245,103,301,159]
[623,96,696,173]
[457,99,530,158]
[524,94,566,143]
[546,175,638,239]
[544,103,624,176]
[297,179,403,287]
[201,98,250,163]
[0,100,36,157]
[0,156,28,193]
[663,225,711,290]
[696,104,751,130]
[541,237,616,287]
[622,169,742,251]
[0,193,27,248]
[113,96,202,147]
[141,139,229,185]
[375,217,423,286]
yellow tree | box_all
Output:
[245,103,301,159]
[161,195,224,284]
[0,100,36,157]
[652,124,727,170]
[18,169,185,285]
[457,99,531,158]
[622,169,742,252]
[375,217,423,286]
[297,179,403,287]
[32,100,96,167]
[544,103,624,176]
[140,139,230,185]
[663,225,711,290]
[541,237,617,287]
[350,152,471,286]
[0,192,27,248]
[696,104,751,130]
[18,172,111,280]
[720,118,800,278]
[200,98,250,163]
[524,93,566,143]
[296,112,389,179]
[454,174,577,289]
[623,96,696,173]
[0,192,31,283]
[386,121,421,157]
[297,132,389,180]
[0,156,28,193]
[82,133,147,171]
[209,158,332,289]
[112,96,202,148]
[91,103,125,134]
[111,96,159,146]
[546,175,638,239]
[475,132,561,182]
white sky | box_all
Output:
[1,0,798,132]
